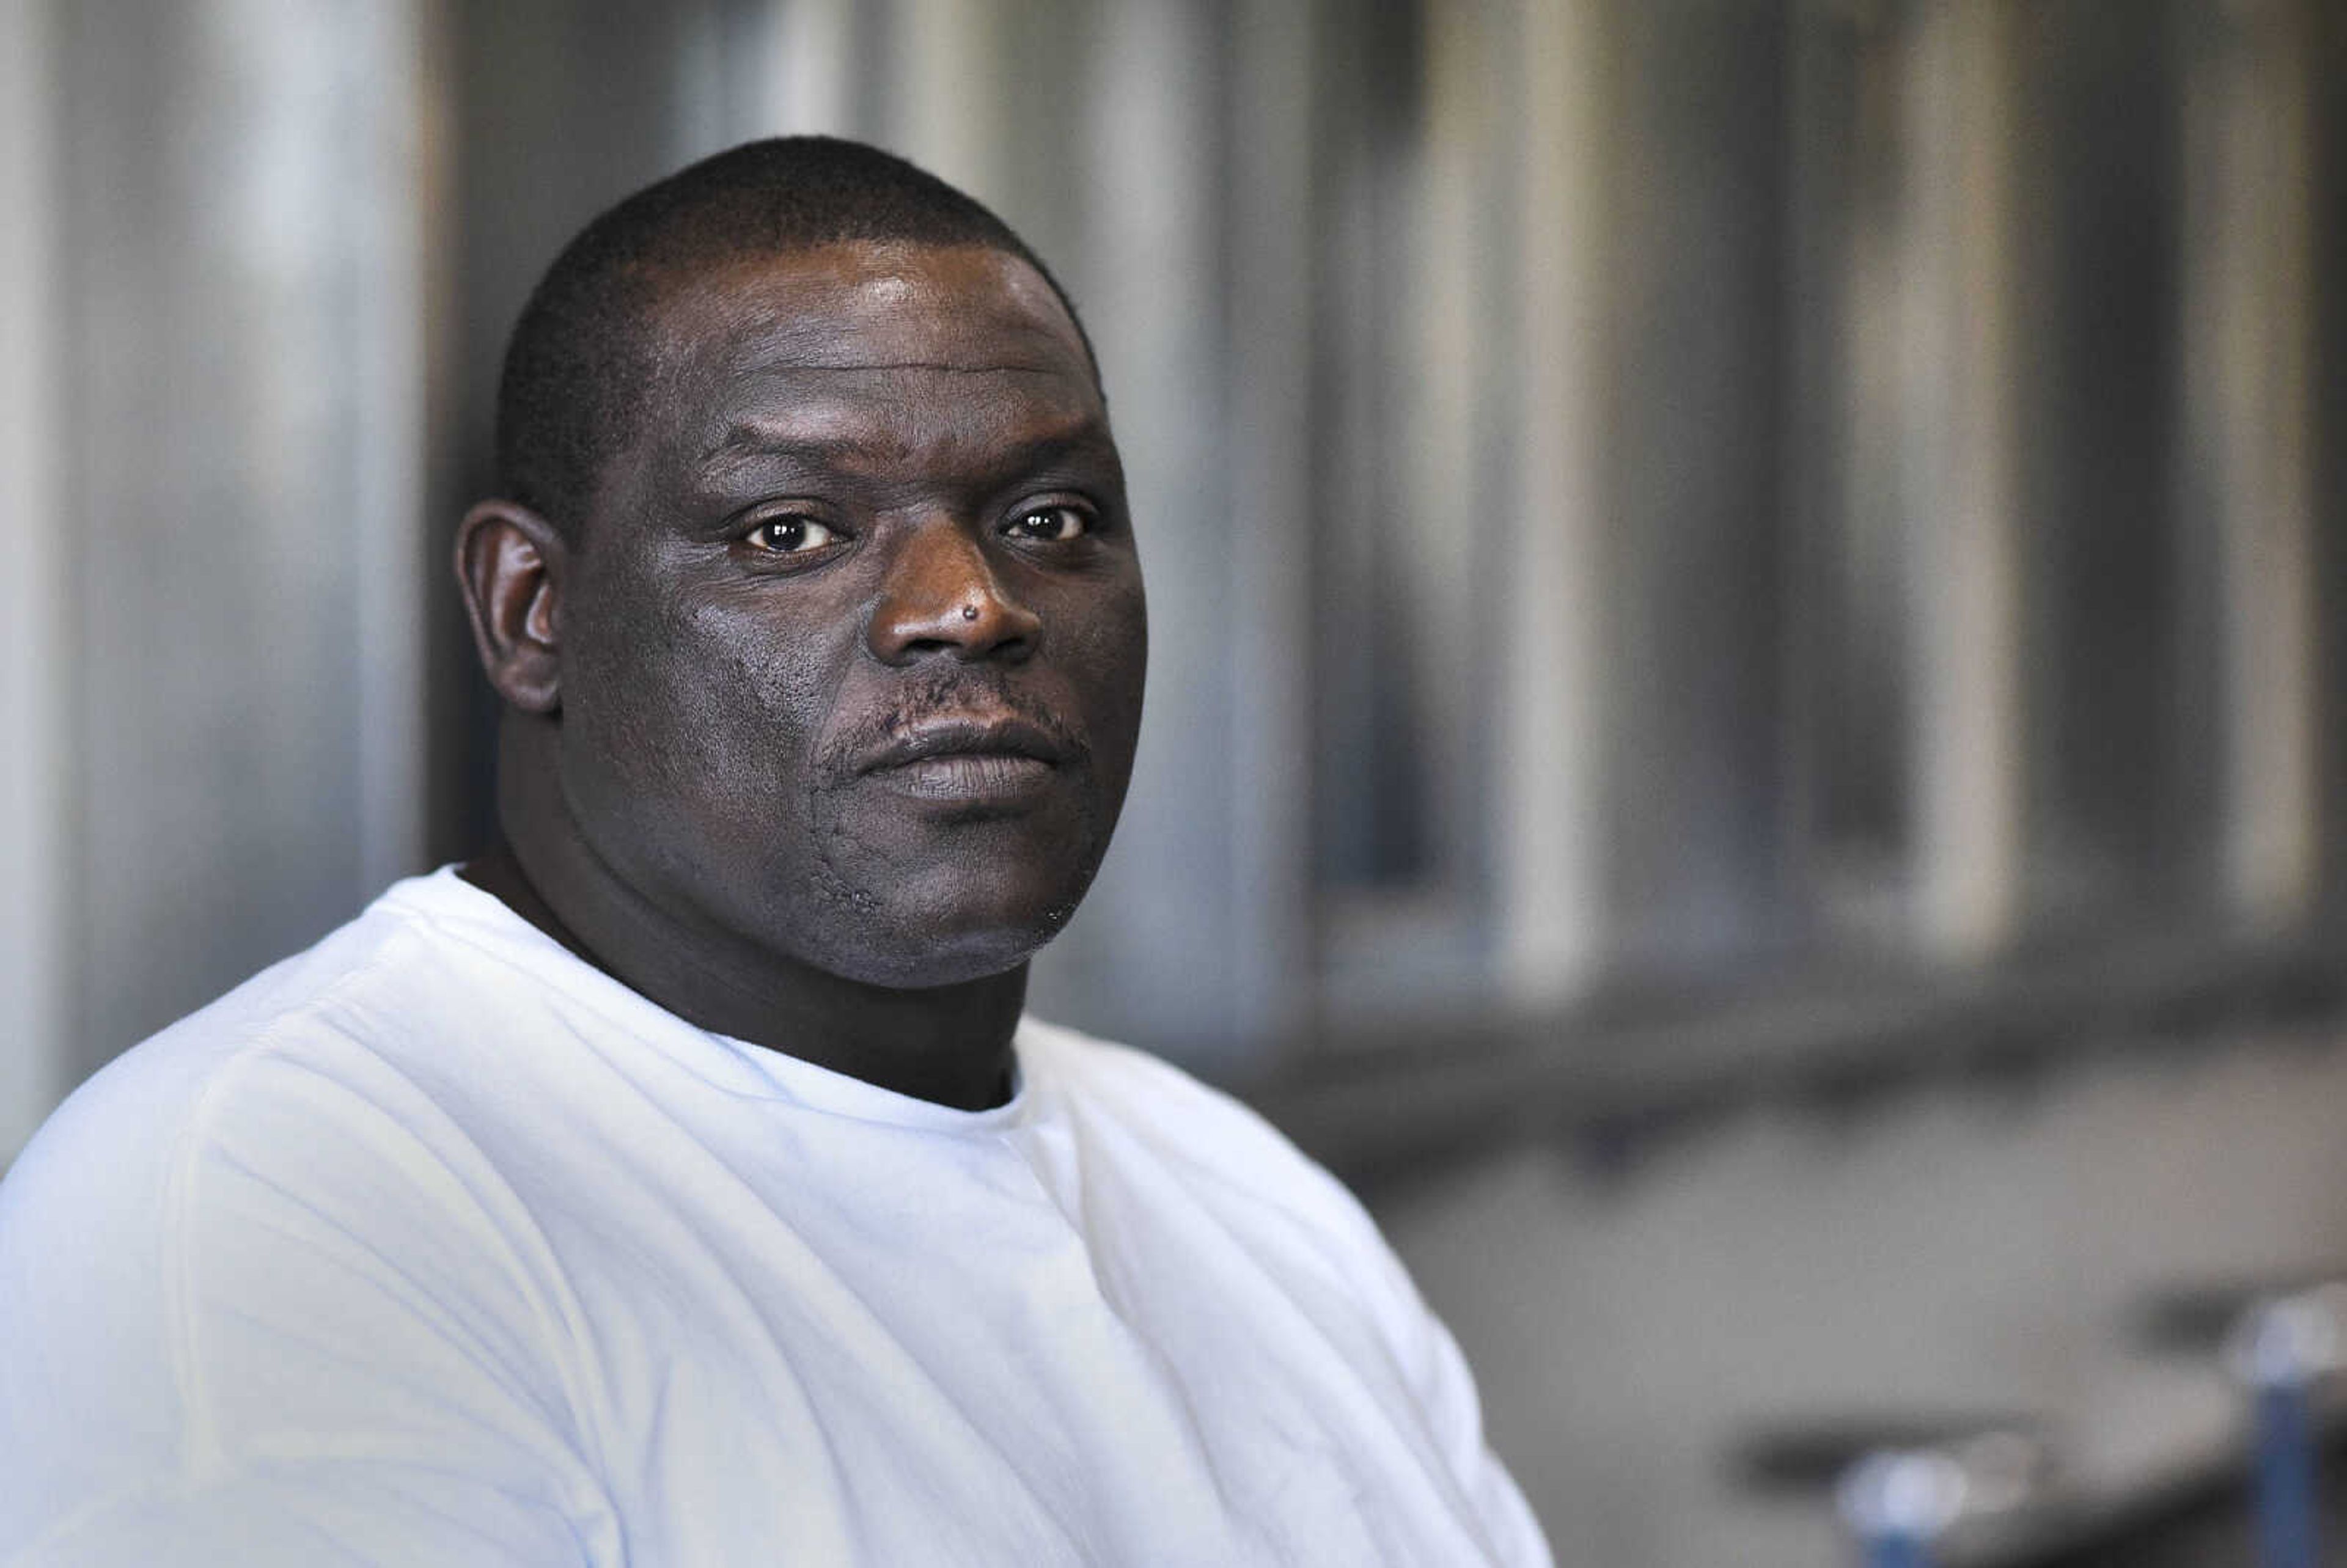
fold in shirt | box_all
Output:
[0,868,1552,1567]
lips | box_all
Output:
[856,715,1070,806]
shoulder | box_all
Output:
[0,882,490,1539]
[1019,1017,1320,1171]
[6,876,486,1200]
[0,875,541,1341]
[0,876,591,1550]
[0,870,580,1416]
[1015,1016,1394,1273]
[0,870,603,1328]
[7,867,584,1187]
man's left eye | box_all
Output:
[1006,505,1090,543]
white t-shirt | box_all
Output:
[0,869,1550,1566]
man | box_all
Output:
[0,137,1549,1566]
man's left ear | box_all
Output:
[454,500,568,714]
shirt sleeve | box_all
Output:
[1396,1286,1557,1568]
[0,1031,618,1567]
[1293,1162,1553,1568]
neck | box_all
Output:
[463,725,1026,1112]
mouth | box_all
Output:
[856,714,1070,806]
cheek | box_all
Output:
[1063,582,1148,769]
[566,579,844,841]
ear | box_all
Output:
[454,500,567,714]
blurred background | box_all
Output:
[3,0,2345,1561]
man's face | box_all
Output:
[554,241,1145,988]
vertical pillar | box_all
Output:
[1601,0,1793,970]
[2183,0,2320,929]
[1901,0,2024,959]
[61,0,438,1080]
[1798,3,1919,931]
[1501,0,1614,1006]
[354,0,437,903]
[1409,0,1513,954]
[1023,0,1238,1060]
[1224,0,1317,1043]
[892,0,1011,202]
[0,0,65,1156]
[740,0,859,136]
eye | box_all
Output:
[744,514,840,554]
[1004,505,1091,543]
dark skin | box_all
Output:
[454,241,1147,1111]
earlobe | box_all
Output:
[454,500,567,714]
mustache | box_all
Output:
[819,670,1090,779]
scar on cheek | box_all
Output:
[807,841,882,917]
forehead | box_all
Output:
[643,242,1101,434]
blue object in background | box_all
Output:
[2253,1379,2320,1568]
[1838,1449,1968,1568]
[2224,1292,2343,1568]
[1860,1528,1932,1568]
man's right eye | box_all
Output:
[744,515,839,554]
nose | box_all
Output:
[866,517,1043,666]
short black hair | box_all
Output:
[494,135,1098,538]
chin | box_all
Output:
[790,830,1103,990]
[779,868,1089,991]
[814,910,1071,991]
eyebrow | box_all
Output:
[699,421,1118,478]
[735,355,1072,378]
